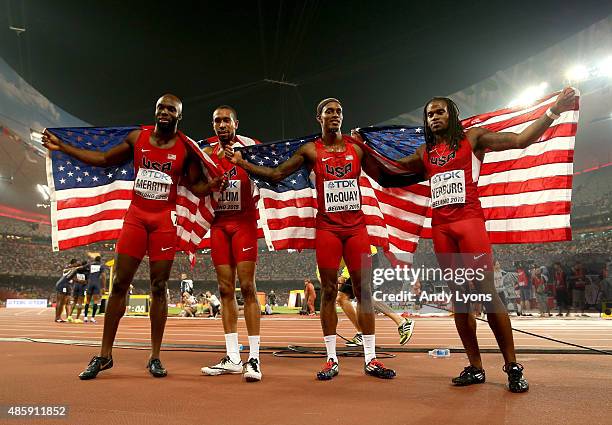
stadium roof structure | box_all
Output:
[0,3,611,217]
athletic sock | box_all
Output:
[224,333,241,363]
[363,334,376,364]
[84,303,89,318]
[92,304,98,318]
[248,335,261,361]
[323,334,338,363]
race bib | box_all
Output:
[62,287,67,294]
[134,168,172,201]
[215,180,241,211]
[324,179,361,213]
[430,170,466,208]
[76,273,86,281]
[90,264,101,273]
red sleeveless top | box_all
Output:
[422,138,484,226]
[314,136,364,230]
[208,137,257,221]
[132,127,187,210]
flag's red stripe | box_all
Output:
[478,175,573,197]
[488,228,571,244]
[57,189,132,210]
[480,150,574,176]
[266,216,317,230]
[271,238,315,251]
[58,229,121,250]
[483,201,571,220]
[57,210,126,231]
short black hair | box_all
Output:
[95,256,101,262]
[316,98,341,116]
[214,105,238,121]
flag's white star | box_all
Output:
[76,177,82,182]
[415,127,422,133]
[75,166,80,170]
[66,161,72,165]
[92,176,99,182]
[107,173,113,178]
[400,128,406,132]
[250,155,256,159]
[286,142,291,145]
[83,171,89,176]
[253,179,259,184]
[86,142,93,146]
[59,178,66,184]
[264,156,270,160]
[67,172,74,177]
[258,161,264,165]
[58,166,65,171]
[273,159,279,165]
[291,179,297,185]
[121,169,127,175]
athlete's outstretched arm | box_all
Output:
[42,129,137,167]
[225,142,315,182]
[470,87,576,152]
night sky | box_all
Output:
[1,0,610,142]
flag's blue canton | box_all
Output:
[49,126,138,189]
[359,125,425,161]
[237,134,319,193]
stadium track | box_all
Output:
[1,308,611,424]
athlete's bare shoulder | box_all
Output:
[125,129,142,147]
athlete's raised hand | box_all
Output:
[41,130,63,151]
[551,87,576,115]
[224,145,243,165]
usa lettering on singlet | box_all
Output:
[430,169,466,208]
[324,178,361,212]
[133,168,173,201]
[215,180,241,211]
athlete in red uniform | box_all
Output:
[199,106,263,382]
[42,94,225,380]
[372,87,577,393]
[226,98,396,380]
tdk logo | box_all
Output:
[325,163,352,178]
[327,180,356,189]
[431,170,462,185]
[227,181,239,189]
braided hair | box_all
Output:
[423,97,465,153]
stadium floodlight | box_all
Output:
[596,56,612,78]
[565,64,589,82]
[508,82,548,108]
[36,184,50,201]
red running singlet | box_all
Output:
[422,137,485,226]
[132,127,187,210]
[314,136,365,231]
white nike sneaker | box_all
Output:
[243,358,262,382]
[84,317,89,323]
[201,355,243,375]
[90,318,97,324]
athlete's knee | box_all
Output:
[218,282,235,301]
[150,279,168,298]
[321,287,337,304]
[240,283,257,303]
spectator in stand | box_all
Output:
[553,262,570,316]
[571,262,588,317]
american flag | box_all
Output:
[45,126,222,265]
[236,90,579,261]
